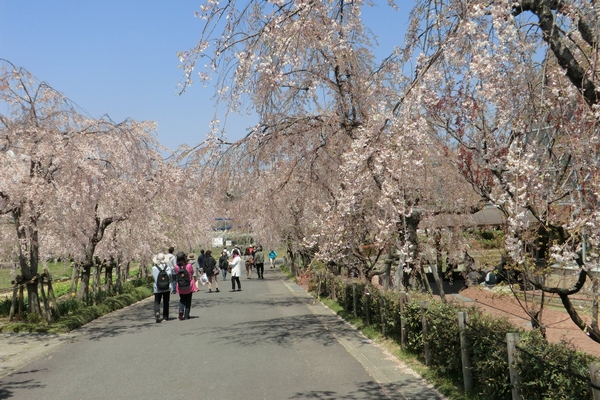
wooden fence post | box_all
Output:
[506,333,522,400]
[39,275,52,324]
[344,280,350,311]
[331,274,336,301]
[353,283,357,318]
[380,297,386,337]
[458,312,473,393]
[400,291,407,347]
[421,301,432,366]
[44,268,60,317]
[365,286,371,326]
[9,279,19,321]
[18,283,24,316]
[590,364,600,400]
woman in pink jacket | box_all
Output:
[175,252,198,320]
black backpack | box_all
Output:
[156,265,170,291]
[176,265,191,289]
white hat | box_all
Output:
[153,253,165,265]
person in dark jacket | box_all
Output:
[197,250,206,273]
[219,250,229,281]
[204,250,219,293]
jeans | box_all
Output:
[256,263,264,279]
[154,292,170,320]
[221,268,227,281]
[179,293,192,319]
[231,276,241,290]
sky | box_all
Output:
[0,1,408,151]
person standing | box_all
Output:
[219,250,229,281]
[254,246,265,279]
[175,251,198,320]
[268,249,277,269]
[152,253,173,322]
[229,249,243,292]
[204,250,219,293]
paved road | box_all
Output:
[0,268,445,400]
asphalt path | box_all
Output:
[0,268,445,400]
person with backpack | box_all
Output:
[174,251,198,320]
[268,249,277,269]
[152,253,173,323]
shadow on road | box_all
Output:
[0,374,47,399]
[187,312,358,348]
[289,379,441,400]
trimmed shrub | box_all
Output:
[516,331,595,400]
[307,270,599,399]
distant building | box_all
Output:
[212,218,233,231]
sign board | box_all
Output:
[226,240,232,246]
[212,237,224,247]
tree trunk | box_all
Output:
[397,208,421,290]
[13,207,42,315]
[125,261,131,282]
[593,277,599,331]
[105,261,114,294]
[26,281,42,315]
[433,229,446,302]
[92,260,102,305]
[78,262,92,302]
[69,263,80,295]
[77,204,118,301]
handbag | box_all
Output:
[214,267,220,275]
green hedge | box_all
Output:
[310,270,598,400]
[0,280,153,334]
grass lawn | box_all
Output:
[0,260,74,291]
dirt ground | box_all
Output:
[457,286,600,358]
[295,274,600,358]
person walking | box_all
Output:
[254,246,265,279]
[219,250,229,281]
[187,253,199,287]
[166,246,177,293]
[175,251,198,320]
[152,253,173,322]
[244,247,253,279]
[204,250,219,293]
[268,249,277,269]
[197,250,206,274]
[229,249,243,292]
